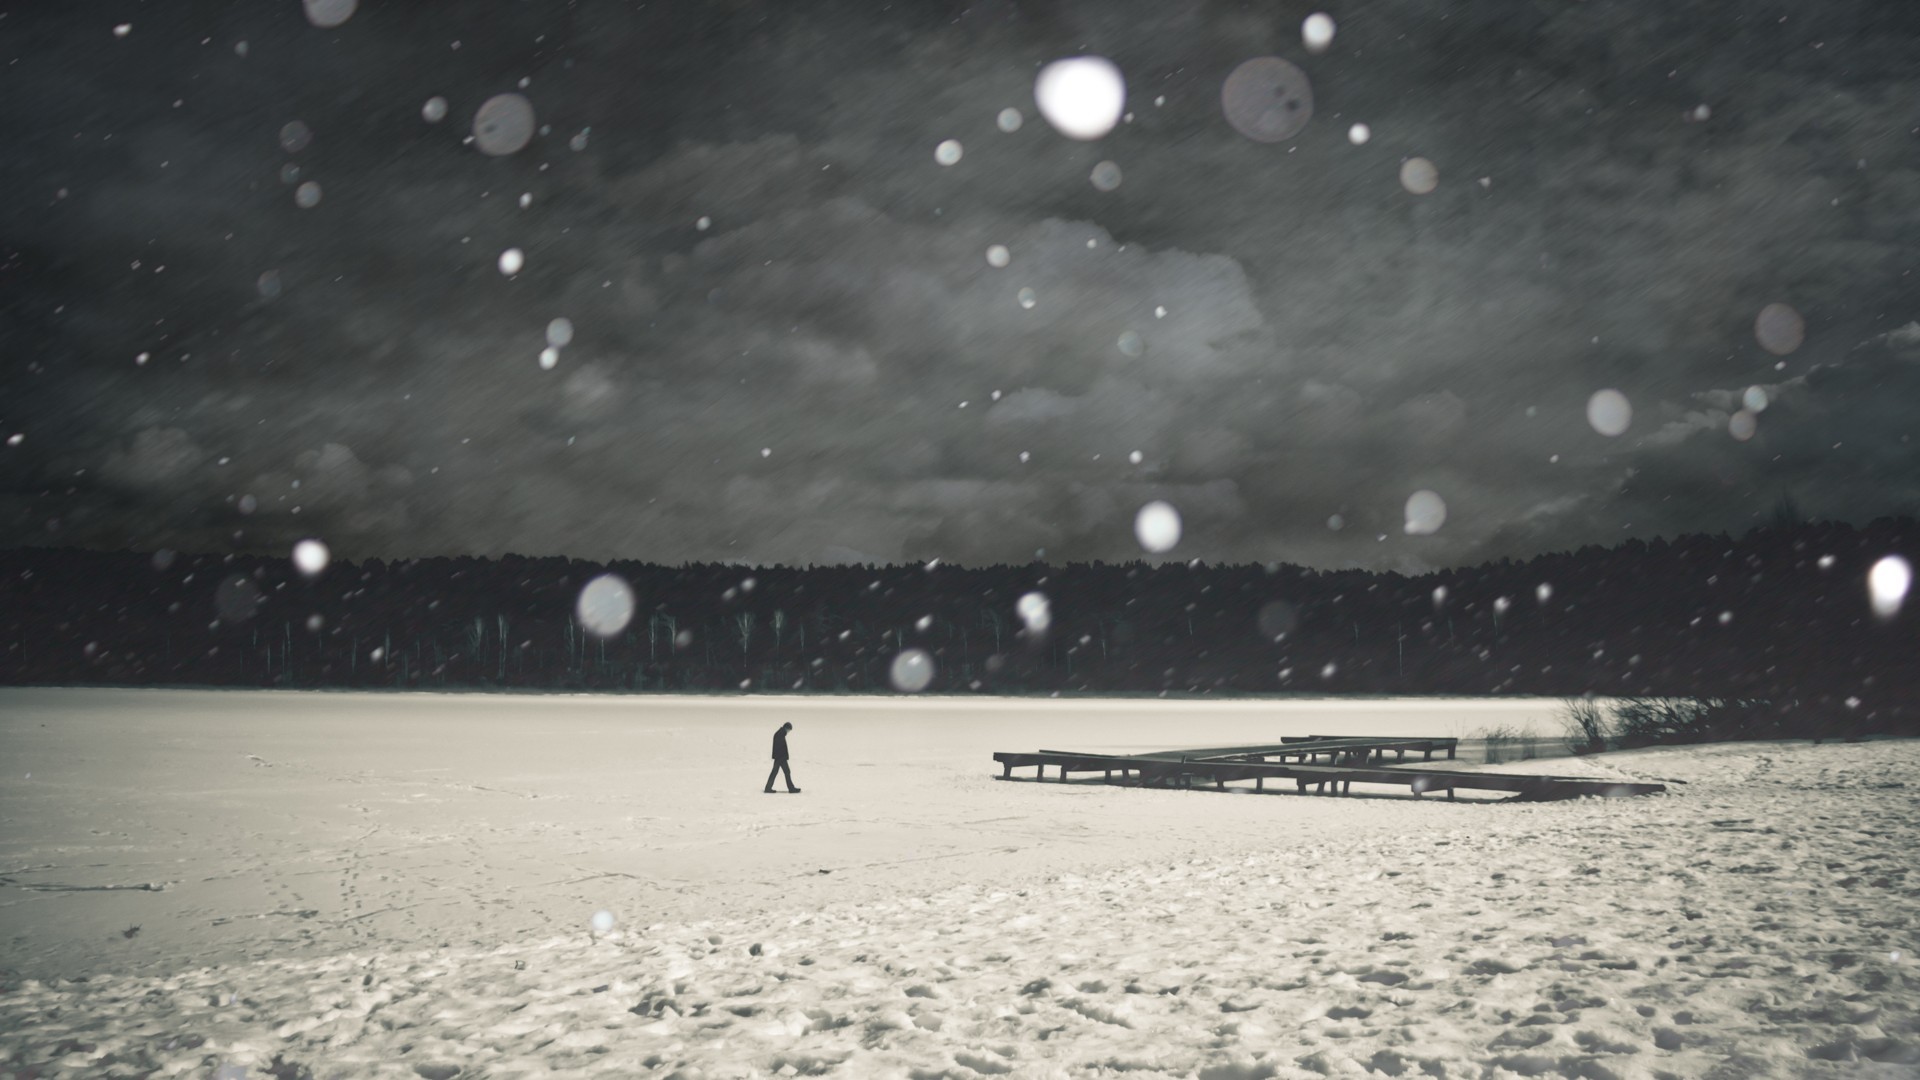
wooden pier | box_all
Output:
[992,736,1664,800]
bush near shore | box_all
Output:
[1555,696,1866,753]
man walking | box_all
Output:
[764,721,800,793]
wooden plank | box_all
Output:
[1182,741,1455,763]
[991,750,1662,798]
[1104,736,1460,763]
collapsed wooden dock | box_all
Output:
[992,736,1664,800]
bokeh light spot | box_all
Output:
[1586,389,1632,436]
[1222,58,1314,143]
[1135,500,1182,553]
[291,539,330,577]
[1869,555,1911,619]
[576,574,636,637]
[473,93,536,156]
[1257,600,1298,639]
[303,0,357,29]
[1403,490,1447,535]
[1755,302,1805,355]
[1301,12,1336,53]
[1035,56,1126,140]
[1017,592,1051,633]
[214,576,262,623]
[1399,157,1439,194]
[889,648,935,692]
[1729,409,1758,441]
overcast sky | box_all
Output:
[4,0,1919,570]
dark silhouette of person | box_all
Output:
[765,722,800,793]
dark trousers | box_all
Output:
[765,760,796,791]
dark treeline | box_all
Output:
[1,518,1916,734]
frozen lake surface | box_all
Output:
[1,689,1914,1078]
[0,689,1561,978]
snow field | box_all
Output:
[1,694,1915,1077]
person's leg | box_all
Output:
[781,761,799,792]
[765,762,781,792]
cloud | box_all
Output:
[6,0,1920,569]
[1871,321,1920,355]
[101,427,208,490]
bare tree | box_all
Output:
[651,612,678,659]
[466,617,486,675]
[733,611,756,659]
[979,607,1004,652]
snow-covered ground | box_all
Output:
[2,689,1914,1078]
